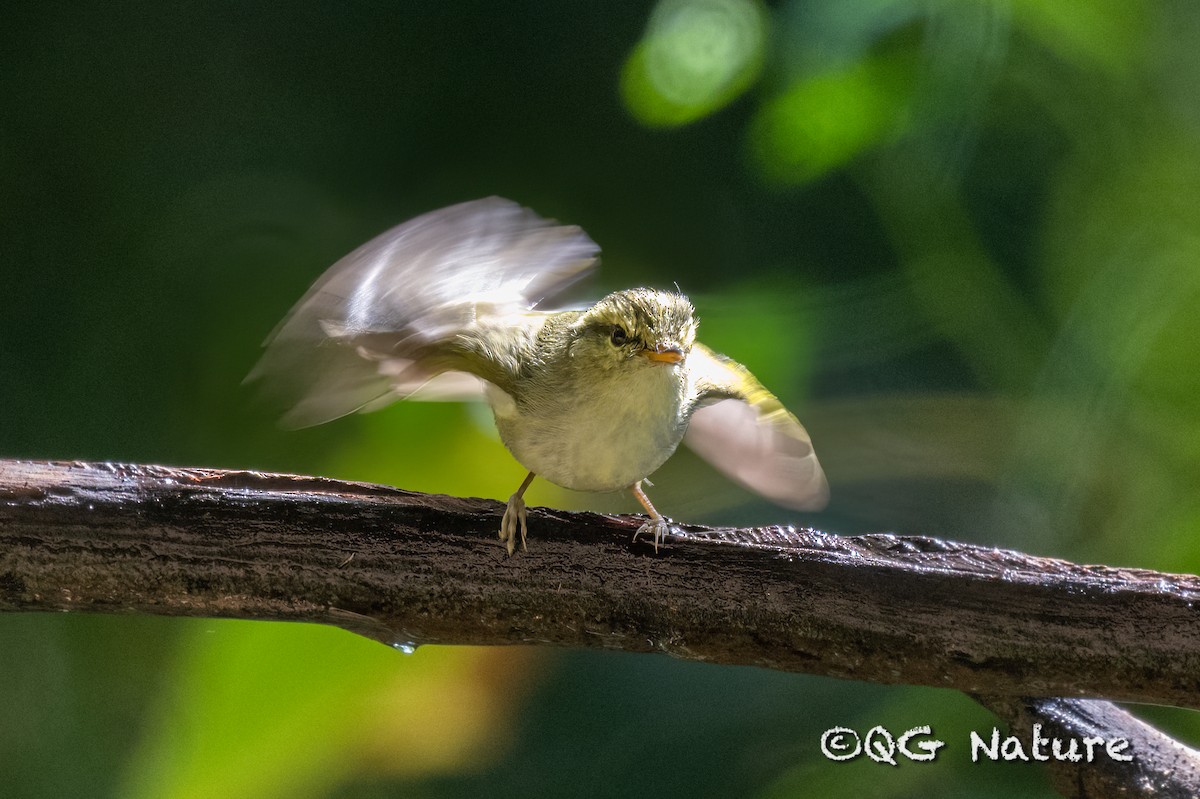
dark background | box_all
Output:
[2,1,1199,796]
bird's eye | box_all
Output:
[610,325,627,346]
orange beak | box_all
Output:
[642,345,684,364]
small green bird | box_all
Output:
[249,198,828,554]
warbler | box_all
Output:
[248,197,828,554]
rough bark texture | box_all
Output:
[1,459,1198,797]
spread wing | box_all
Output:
[684,343,829,511]
[246,197,599,428]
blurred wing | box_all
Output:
[246,197,599,428]
[684,343,829,511]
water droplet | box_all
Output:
[391,641,418,655]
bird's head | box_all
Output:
[571,288,697,371]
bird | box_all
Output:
[247,197,828,554]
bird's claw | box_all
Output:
[633,518,672,552]
[500,493,528,556]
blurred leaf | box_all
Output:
[749,56,913,184]
[121,622,534,799]
[622,0,769,127]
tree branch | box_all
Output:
[979,697,1200,799]
[2,459,1198,797]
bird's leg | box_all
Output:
[630,480,671,552]
[500,471,535,555]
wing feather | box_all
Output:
[684,343,829,510]
[246,197,598,427]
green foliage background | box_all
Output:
[2,0,1199,796]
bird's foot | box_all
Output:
[500,492,528,556]
[633,517,672,552]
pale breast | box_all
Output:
[490,364,688,492]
